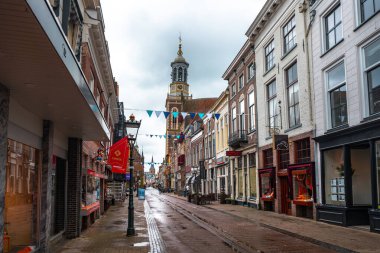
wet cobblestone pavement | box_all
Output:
[52,196,151,253]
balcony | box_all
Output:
[228,130,248,148]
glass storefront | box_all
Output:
[249,166,257,199]
[324,148,346,205]
[81,173,100,208]
[238,169,243,197]
[5,139,39,250]
[351,145,371,205]
[261,172,273,200]
[292,169,313,203]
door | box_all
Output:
[279,176,291,214]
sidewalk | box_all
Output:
[167,193,380,253]
[52,196,151,253]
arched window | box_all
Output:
[172,108,178,129]
[173,68,177,82]
[184,68,187,82]
[178,67,183,82]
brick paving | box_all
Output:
[52,196,153,253]
[166,193,380,253]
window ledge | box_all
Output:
[248,129,256,135]
[281,44,297,61]
[354,11,380,32]
[263,64,276,77]
[320,39,344,58]
[284,123,302,133]
[324,123,349,135]
[265,136,273,140]
[361,113,380,124]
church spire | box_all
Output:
[178,34,183,56]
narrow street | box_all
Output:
[146,189,334,253]
[52,188,380,253]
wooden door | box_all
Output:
[279,176,291,214]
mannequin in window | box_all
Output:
[178,68,183,82]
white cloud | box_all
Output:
[101,0,266,171]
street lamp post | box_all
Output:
[125,114,141,237]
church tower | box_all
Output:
[165,37,192,157]
[169,37,190,96]
[149,156,156,175]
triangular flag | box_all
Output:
[155,135,158,137]
[177,135,180,139]
[207,113,212,119]
[163,134,166,139]
[168,134,172,138]
[150,135,153,138]
[172,112,178,118]
[215,113,221,120]
[163,111,170,119]
[155,111,162,118]
[198,113,205,118]
[146,134,149,137]
[181,112,188,118]
[146,110,153,117]
[189,112,196,119]
[159,135,162,139]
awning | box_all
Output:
[0,0,110,141]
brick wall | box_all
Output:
[0,84,9,252]
[66,138,82,238]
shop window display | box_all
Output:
[324,148,346,205]
[5,139,39,249]
[292,169,313,205]
[82,174,100,208]
[261,172,274,200]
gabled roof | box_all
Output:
[183,98,218,113]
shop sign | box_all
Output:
[273,135,288,150]
[226,151,242,156]
[107,137,129,174]
[87,169,106,179]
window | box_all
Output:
[278,149,289,170]
[376,141,380,206]
[263,148,273,168]
[324,148,345,205]
[286,62,300,128]
[283,15,296,54]
[238,157,242,168]
[359,0,380,23]
[212,133,216,157]
[248,91,255,132]
[267,80,278,135]
[363,37,380,115]
[231,83,236,97]
[232,107,237,133]
[178,67,183,81]
[265,40,275,71]
[88,70,95,93]
[239,100,245,131]
[172,108,178,129]
[326,61,347,128]
[295,138,311,163]
[248,63,255,80]
[239,74,244,90]
[324,4,343,51]
[249,153,256,167]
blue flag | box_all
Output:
[189,112,196,119]
[146,110,153,117]
[198,113,205,118]
[163,111,170,119]
[215,113,221,120]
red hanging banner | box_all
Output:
[107,137,129,174]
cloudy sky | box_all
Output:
[101,0,266,171]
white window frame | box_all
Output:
[248,63,255,80]
[324,60,347,129]
[283,15,297,55]
[356,0,380,26]
[248,91,255,132]
[239,74,244,90]
[239,100,245,132]
[231,83,236,97]
[361,36,380,117]
[232,107,237,134]
[322,2,343,52]
[265,40,275,71]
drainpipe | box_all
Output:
[300,0,318,202]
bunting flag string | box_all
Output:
[119,108,222,120]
